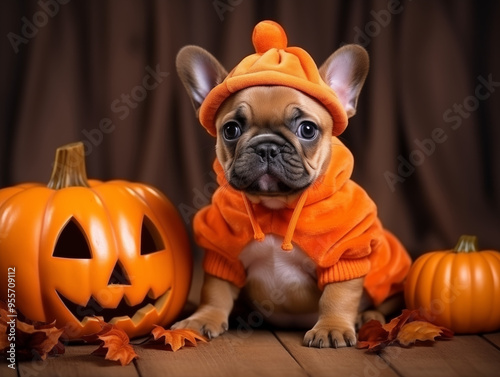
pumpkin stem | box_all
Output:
[453,235,478,253]
[47,142,90,189]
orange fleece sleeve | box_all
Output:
[194,189,252,288]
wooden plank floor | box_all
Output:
[5,330,500,377]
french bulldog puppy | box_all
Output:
[173,21,410,348]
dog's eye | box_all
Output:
[296,121,318,140]
[223,121,242,140]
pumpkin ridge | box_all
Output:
[480,251,500,328]
[85,184,122,270]
[449,250,468,332]
[0,186,32,209]
[457,252,474,332]
[439,252,455,331]
[6,186,54,320]
[39,188,59,319]
[490,252,500,327]
[424,251,447,319]
[474,252,494,331]
[404,252,432,310]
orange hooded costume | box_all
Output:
[193,21,411,306]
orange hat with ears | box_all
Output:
[198,20,348,137]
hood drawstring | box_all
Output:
[281,191,308,251]
[242,193,265,242]
[241,190,309,252]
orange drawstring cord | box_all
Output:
[241,190,309,251]
[241,193,265,241]
[281,190,308,251]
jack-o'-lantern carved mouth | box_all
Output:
[56,289,170,325]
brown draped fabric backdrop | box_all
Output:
[1,0,499,301]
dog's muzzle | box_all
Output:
[229,134,311,195]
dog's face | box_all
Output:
[214,86,334,202]
[177,44,369,206]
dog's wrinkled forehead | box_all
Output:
[215,86,334,134]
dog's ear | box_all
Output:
[176,46,228,114]
[319,44,369,118]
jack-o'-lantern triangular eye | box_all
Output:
[140,216,165,255]
[53,217,92,259]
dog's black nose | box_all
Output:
[255,143,280,161]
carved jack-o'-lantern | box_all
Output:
[0,143,192,339]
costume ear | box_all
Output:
[319,44,369,118]
[176,45,228,114]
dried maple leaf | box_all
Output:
[16,320,65,360]
[150,325,207,351]
[397,320,453,346]
[95,327,138,366]
[356,320,390,351]
[0,301,65,361]
[85,319,138,366]
[357,309,453,351]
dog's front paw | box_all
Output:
[303,321,357,348]
[171,307,229,340]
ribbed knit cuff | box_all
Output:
[202,250,247,288]
[317,258,370,290]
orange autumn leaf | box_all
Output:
[358,308,419,350]
[356,320,389,351]
[357,309,453,351]
[97,327,138,366]
[382,315,400,334]
[86,319,138,366]
[385,309,429,339]
[0,301,65,361]
[16,320,65,360]
[397,320,453,346]
[151,325,207,351]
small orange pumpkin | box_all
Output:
[404,235,500,334]
[0,142,192,339]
